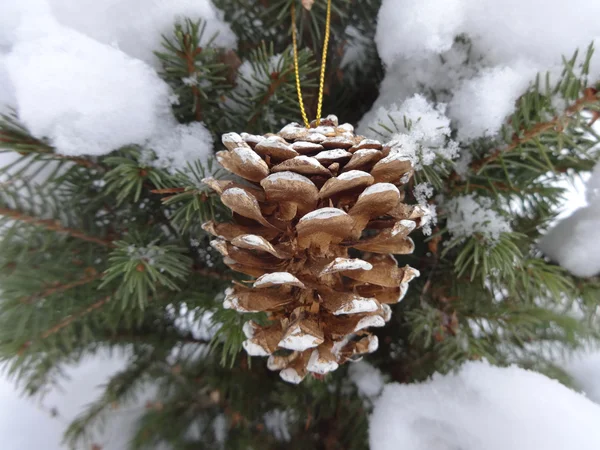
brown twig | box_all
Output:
[0,207,114,247]
[178,35,204,122]
[471,87,599,172]
[39,295,112,340]
[1,131,101,169]
[247,67,296,127]
[19,270,104,305]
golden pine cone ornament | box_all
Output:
[203,115,428,384]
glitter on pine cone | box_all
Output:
[203,115,428,384]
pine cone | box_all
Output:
[203,115,427,383]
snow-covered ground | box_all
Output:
[369,360,600,450]
[0,351,147,450]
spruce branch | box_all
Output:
[19,269,104,305]
[38,295,112,340]
[246,64,297,127]
[0,207,113,247]
[0,112,102,169]
[472,86,599,172]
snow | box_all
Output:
[354,315,386,332]
[0,0,224,167]
[367,95,459,168]
[0,57,15,111]
[321,258,373,275]
[5,14,173,157]
[242,321,257,339]
[230,146,266,165]
[146,122,213,170]
[253,272,305,288]
[311,126,335,136]
[540,164,600,277]
[413,183,436,236]
[413,183,434,206]
[365,0,600,143]
[279,368,304,384]
[167,304,219,341]
[292,155,323,167]
[391,221,416,237]
[369,361,600,450]
[336,170,371,181]
[238,235,267,248]
[339,123,354,133]
[264,171,314,184]
[0,350,158,450]
[290,141,324,152]
[348,361,385,400]
[367,335,379,353]
[278,324,322,352]
[307,350,339,374]
[566,351,600,404]
[376,0,465,61]
[314,149,352,161]
[445,194,511,244]
[1,0,235,67]
[360,183,400,197]
[299,207,348,222]
[449,63,537,141]
[242,339,270,356]
[263,409,294,442]
[333,297,379,316]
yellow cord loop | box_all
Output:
[291,1,311,129]
[291,0,333,128]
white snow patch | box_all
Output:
[278,325,322,352]
[231,147,266,165]
[5,15,173,157]
[445,194,511,244]
[264,409,294,442]
[367,95,459,169]
[367,335,379,353]
[146,122,213,171]
[566,351,600,405]
[253,272,304,288]
[376,0,465,61]
[242,339,270,357]
[349,361,385,400]
[322,258,373,275]
[307,350,339,375]
[292,156,323,167]
[360,183,400,197]
[370,361,600,450]
[290,141,324,152]
[15,0,237,66]
[413,182,434,205]
[541,163,600,277]
[314,149,352,161]
[242,321,256,339]
[299,207,348,222]
[0,349,161,450]
[264,171,314,184]
[364,0,600,142]
[354,315,386,332]
[450,64,536,141]
[336,170,372,181]
[238,235,267,247]
[279,368,304,384]
[333,297,379,316]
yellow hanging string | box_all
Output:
[291,0,333,128]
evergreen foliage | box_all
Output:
[0,1,599,448]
